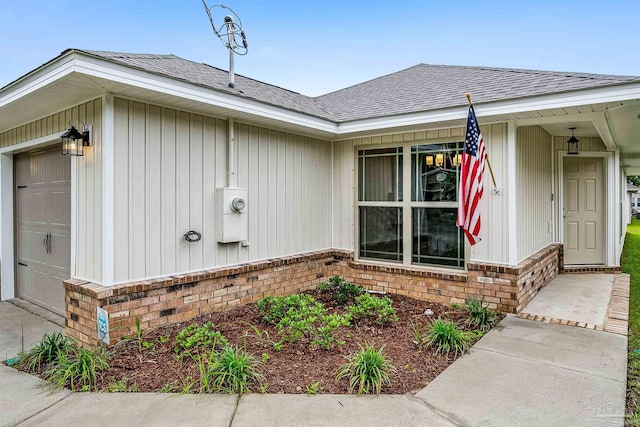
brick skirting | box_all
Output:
[64,244,563,346]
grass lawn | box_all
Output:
[622,219,640,425]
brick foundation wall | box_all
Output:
[468,244,561,312]
[64,244,562,347]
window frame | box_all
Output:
[354,139,469,271]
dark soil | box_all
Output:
[96,291,496,395]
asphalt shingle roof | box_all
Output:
[79,49,334,120]
[78,49,639,123]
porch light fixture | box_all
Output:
[425,155,434,166]
[60,120,91,156]
[566,127,579,155]
[435,153,444,168]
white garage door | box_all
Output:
[15,146,71,315]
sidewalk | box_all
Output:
[0,302,628,426]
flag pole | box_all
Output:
[465,93,498,189]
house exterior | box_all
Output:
[628,183,640,219]
[1,49,638,345]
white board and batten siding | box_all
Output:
[0,98,103,283]
[112,98,332,284]
[332,123,511,265]
[516,126,553,263]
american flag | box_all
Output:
[457,104,487,245]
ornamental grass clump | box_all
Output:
[465,298,498,331]
[418,318,475,356]
[212,345,263,394]
[42,344,109,391]
[336,342,395,395]
[19,331,74,373]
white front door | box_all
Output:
[15,146,71,315]
[563,157,604,265]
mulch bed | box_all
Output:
[97,291,494,395]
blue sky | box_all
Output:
[0,0,637,96]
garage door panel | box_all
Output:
[50,233,70,270]
[16,229,32,260]
[31,192,48,224]
[49,152,70,183]
[16,193,31,223]
[31,152,47,184]
[15,147,70,315]
[31,231,49,265]
[50,191,70,226]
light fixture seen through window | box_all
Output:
[61,120,91,156]
[425,152,463,168]
[566,127,579,155]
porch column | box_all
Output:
[506,120,518,265]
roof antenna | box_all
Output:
[201,2,248,89]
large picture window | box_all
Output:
[357,142,465,269]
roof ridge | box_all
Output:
[315,64,425,99]
[415,63,638,81]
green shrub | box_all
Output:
[257,294,325,325]
[174,322,228,356]
[19,331,74,373]
[211,346,263,394]
[419,318,475,356]
[465,299,498,331]
[257,294,351,349]
[348,294,398,325]
[317,275,365,304]
[336,342,395,395]
[43,345,109,391]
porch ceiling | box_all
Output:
[513,99,640,175]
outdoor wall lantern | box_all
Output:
[566,127,579,155]
[61,120,91,156]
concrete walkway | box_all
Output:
[0,300,62,362]
[0,301,628,426]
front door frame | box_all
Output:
[557,151,614,266]
[0,133,76,302]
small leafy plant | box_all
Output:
[174,322,228,357]
[105,378,138,392]
[306,381,322,395]
[336,342,395,395]
[317,275,365,304]
[257,294,351,349]
[465,298,498,331]
[418,318,476,356]
[19,331,73,373]
[348,294,398,325]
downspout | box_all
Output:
[228,118,236,187]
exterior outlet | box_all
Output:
[216,188,248,243]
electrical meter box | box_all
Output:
[216,187,248,243]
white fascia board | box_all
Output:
[0,53,77,108]
[337,83,640,135]
[3,50,640,140]
[72,56,338,134]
